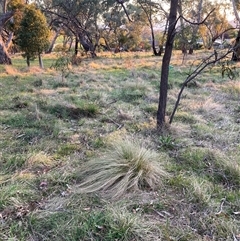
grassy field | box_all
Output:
[0,50,239,241]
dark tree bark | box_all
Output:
[26,56,30,67]
[138,1,163,56]
[232,29,240,61]
[74,36,79,55]
[157,0,178,129]
[231,0,240,61]
[79,33,96,57]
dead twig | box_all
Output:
[100,112,124,130]
[215,197,226,215]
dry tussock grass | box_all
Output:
[194,97,224,113]
[36,89,56,95]
[56,87,70,92]
[88,61,104,69]
[21,66,44,74]
[27,152,56,170]
[4,65,20,76]
[170,122,192,138]
[221,81,240,96]
[77,139,169,199]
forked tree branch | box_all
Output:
[116,0,132,22]
[178,8,215,26]
[169,48,234,124]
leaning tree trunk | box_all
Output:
[0,35,12,64]
[231,0,240,61]
[79,33,97,57]
[232,29,240,61]
[46,27,62,54]
[0,11,15,64]
[157,0,178,129]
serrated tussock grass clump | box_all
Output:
[78,140,169,198]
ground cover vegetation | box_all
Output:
[0,0,240,240]
[0,50,239,240]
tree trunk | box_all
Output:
[38,53,44,68]
[232,29,240,61]
[157,0,178,129]
[68,36,73,51]
[5,32,13,50]
[46,27,62,53]
[79,33,97,57]
[0,35,12,64]
[26,56,30,67]
[150,21,161,56]
[231,0,240,23]
[74,36,79,55]
[0,11,15,65]
[231,0,240,61]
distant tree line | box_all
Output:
[1,0,240,129]
[0,0,239,66]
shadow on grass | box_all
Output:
[44,103,99,119]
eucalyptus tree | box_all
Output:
[157,0,178,129]
[0,0,23,64]
[40,0,121,56]
[176,0,204,52]
[198,4,232,49]
[156,0,227,129]
[0,11,14,64]
[136,0,169,55]
[101,1,145,51]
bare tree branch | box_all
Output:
[169,48,234,124]
[178,8,215,26]
[116,0,132,22]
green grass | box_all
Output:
[0,51,239,240]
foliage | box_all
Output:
[158,135,175,150]
[198,4,231,49]
[50,52,72,81]
[15,4,50,66]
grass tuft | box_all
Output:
[78,139,169,198]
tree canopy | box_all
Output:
[16,4,50,67]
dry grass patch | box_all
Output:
[4,65,20,76]
[77,139,169,199]
[192,97,224,113]
[37,89,56,95]
[26,152,57,171]
[221,81,240,100]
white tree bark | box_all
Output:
[231,0,240,24]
